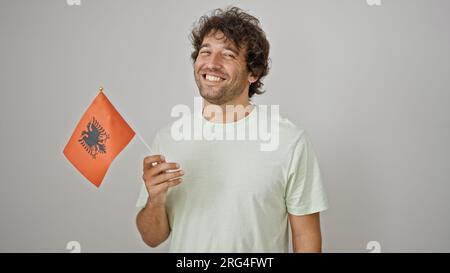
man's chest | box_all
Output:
[165,141,288,203]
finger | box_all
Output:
[149,170,184,186]
[149,178,183,196]
[148,162,180,177]
[142,163,180,182]
[143,155,165,169]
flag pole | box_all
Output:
[99,86,153,153]
[135,131,153,153]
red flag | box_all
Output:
[63,89,135,187]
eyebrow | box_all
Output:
[224,46,239,55]
[199,43,239,55]
[199,44,210,50]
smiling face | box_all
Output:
[194,30,257,105]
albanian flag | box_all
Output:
[63,88,135,187]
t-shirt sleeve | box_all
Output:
[285,132,329,216]
[135,132,161,209]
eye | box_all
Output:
[199,49,210,56]
[224,52,236,59]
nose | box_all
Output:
[205,52,223,70]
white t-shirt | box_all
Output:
[136,104,328,252]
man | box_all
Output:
[136,6,328,253]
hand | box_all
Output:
[142,155,184,207]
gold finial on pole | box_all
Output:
[99,86,104,93]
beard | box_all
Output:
[194,69,247,105]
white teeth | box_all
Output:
[205,74,222,82]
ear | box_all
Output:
[248,72,258,84]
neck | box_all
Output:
[202,91,254,123]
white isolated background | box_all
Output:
[0,0,449,252]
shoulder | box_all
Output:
[251,104,309,154]
[264,105,306,147]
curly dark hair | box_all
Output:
[190,7,270,98]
